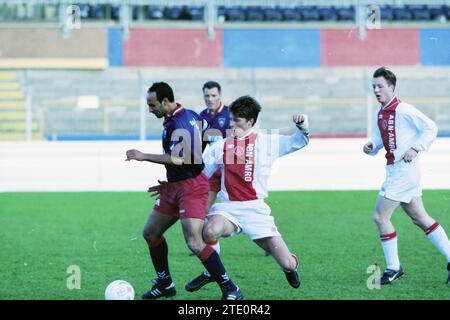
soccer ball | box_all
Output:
[104,280,135,300]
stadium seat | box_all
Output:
[246,6,264,21]
[393,7,413,21]
[319,7,338,21]
[89,5,103,19]
[163,6,182,20]
[178,6,192,20]
[186,6,204,21]
[337,7,354,21]
[281,8,301,21]
[225,7,246,21]
[263,7,283,21]
[77,4,90,19]
[408,5,431,20]
[146,6,164,20]
[300,6,320,21]
[132,6,139,20]
[217,6,227,21]
[428,5,447,22]
[380,6,394,21]
[110,5,120,20]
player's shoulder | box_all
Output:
[183,108,200,117]
[199,108,208,118]
[396,101,418,114]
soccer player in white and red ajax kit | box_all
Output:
[126,82,242,300]
[364,67,450,285]
[185,95,309,293]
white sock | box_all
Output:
[426,223,450,262]
[380,232,400,270]
[212,241,220,254]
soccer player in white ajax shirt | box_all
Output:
[363,67,450,285]
[185,95,309,293]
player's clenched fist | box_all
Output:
[293,114,305,124]
[293,114,309,135]
[363,142,374,154]
[126,149,144,161]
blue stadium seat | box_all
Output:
[319,7,338,21]
[281,8,301,21]
[428,5,447,21]
[77,4,90,19]
[246,6,264,21]
[393,7,413,21]
[178,6,192,20]
[132,6,139,20]
[299,6,320,21]
[337,7,354,21]
[163,6,182,20]
[89,5,103,19]
[111,5,120,20]
[408,5,431,20]
[225,7,246,21]
[263,7,283,21]
[380,6,394,21]
[146,6,164,20]
[187,6,204,21]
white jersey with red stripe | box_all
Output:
[368,96,438,165]
[203,128,309,202]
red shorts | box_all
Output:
[153,173,209,220]
[209,169,222,193]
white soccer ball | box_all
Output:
[104,280,135,300]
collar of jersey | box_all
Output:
[207,101,224,116]
[382,96,400,110]
[165,103,184,119]
[234,129,257,141]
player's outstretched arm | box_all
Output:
[275,114,310,158]
[125,149,183,165]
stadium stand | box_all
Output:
[0,0,449,141]
[0,1,449,22]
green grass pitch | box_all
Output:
[1,190,449,300]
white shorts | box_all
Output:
[380,157,422,203]
[208,200,281,240]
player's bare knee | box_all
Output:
[142,225,160,242]
[373,213,387,227]
[186,238,203,254]
[202,225,218,244]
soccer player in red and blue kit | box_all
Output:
[126,82,242,300]
[199,81,231,211]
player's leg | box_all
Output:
[254,236,300,288]
[181,174,242,300]
[401,196,450,282]
[141,209,178,299]
[181,217,242,300]
[185,214,238,292]
[188,191,219,256]
[374,195,404,284]
[207,171,222,254]
[203,214,238,243]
